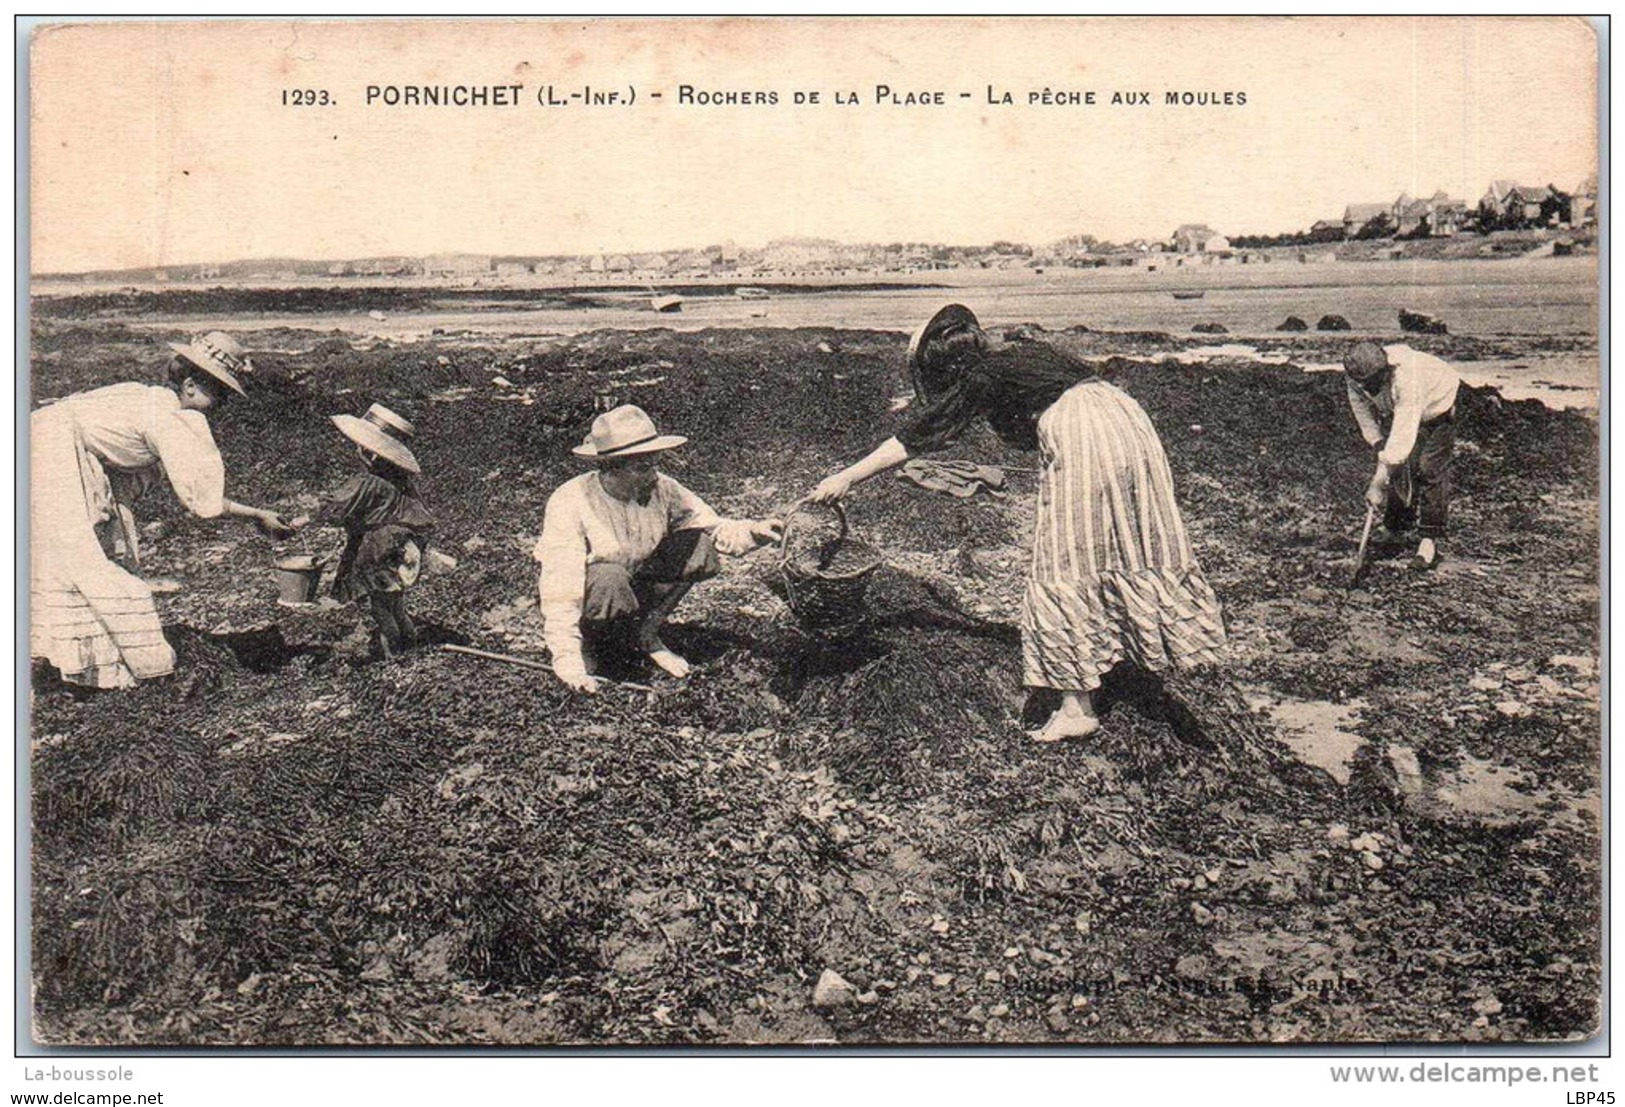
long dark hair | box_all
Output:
[912,325,989,404]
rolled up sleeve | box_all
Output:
[149,409,226,518]
[535,489,590,681]
[1346,379,1385,448]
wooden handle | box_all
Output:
[440,644,653,690]
[441,643,553,672]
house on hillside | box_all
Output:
[1343,203,1390,238]
[1171,223,1220,253]
[1573,175,1598,227]
[1479,181,1568,229]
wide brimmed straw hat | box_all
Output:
[906,303,981,369]
[168,331,251,396]
[331,403,421,474]
[572,404,688,458]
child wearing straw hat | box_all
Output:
[320,403,435,657]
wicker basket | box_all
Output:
[778,501,881,637]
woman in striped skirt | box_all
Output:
[809,305,1225,742]
[31,333,295,689]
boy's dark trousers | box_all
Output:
[1384,410,1455,539]
[581,529,720,651]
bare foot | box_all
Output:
[1029,711,1101,743]
[646,647,692,679]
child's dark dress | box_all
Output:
[321,471,435,603]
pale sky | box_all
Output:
[28,17,1599,272]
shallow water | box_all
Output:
[57,254,1597,336]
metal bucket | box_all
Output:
[273,555,324,606]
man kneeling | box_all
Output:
[535,404,781,693]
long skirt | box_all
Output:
[30,406,175,689]
[1021,380,1226,691]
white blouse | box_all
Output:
[59,382,227,518]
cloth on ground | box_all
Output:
[897,458,1008,498]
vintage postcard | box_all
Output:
[24,17,1601,1050]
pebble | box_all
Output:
[1549,654,1597,676]
[1472,995,1504,1017]
[1327,824,1350,843]
[1073,912,1092,935]
[1495,699,1533,718]
[932,973,955,988]
[807,972,854,1010]
[1193,875,1209,892]
[989,1003,1010,1018]
[856,991,879,1006]
[915,951,932,965]
[984,970,1002,983]
[1003,946,1022,958]
[1204,868,1222,883]
[930,919,951,935]
[1469,676,1502,692]
[1192,903,1215,927]
[1361,853,1385,872]
[1545,960,1570,977]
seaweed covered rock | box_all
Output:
[1277,316,1309,332]
[1317,314,1352,332]
[1192,323,1228,335]
[1399,309,1448,335]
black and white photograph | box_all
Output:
[19,14,1604,1077]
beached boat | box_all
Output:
[1172,291,1206,300]
[736,286,771,301]
[651,295,684,313]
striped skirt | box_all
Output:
[30,406,175,689]
[1021,380,1226,691]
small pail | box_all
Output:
[274,555,324,606]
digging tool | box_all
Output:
[440,644,654,691]
[114,500,142,568]
[1349,503,1377,588]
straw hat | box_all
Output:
[168,331,251,396]
[331,403,421,474]
[906,303,981,369]
[572,404,687,458]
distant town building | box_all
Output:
[762,237,839,270]
[1479,180,1568,229]
[495,262,531,279]
[1171,224,1221,253]
[1573,175,1598,227]
[1342,203,1390,238]
[424,254,493,277]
